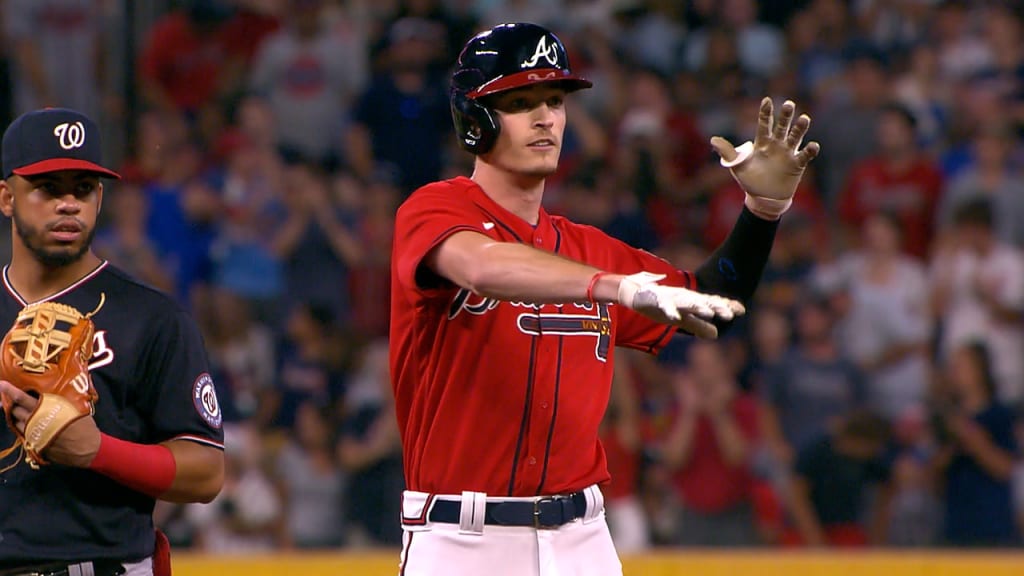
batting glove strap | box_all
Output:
[743,194,792,221]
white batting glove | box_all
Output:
[710,98,821,220]
[617,272,746,340]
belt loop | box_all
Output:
[459,491,487,535]
[582,485,603,524]
[68,562,95,576]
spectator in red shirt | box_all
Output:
[662,340,762,547]
[838,103,944,260]
[138,0,251,135]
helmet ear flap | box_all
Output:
[451,69,500,154]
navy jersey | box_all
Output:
[0,261,224,564]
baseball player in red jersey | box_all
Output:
[390,23,820,576]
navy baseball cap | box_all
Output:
[2,108,120,180]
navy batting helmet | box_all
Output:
[450,23,592,154]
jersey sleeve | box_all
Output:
[137,306,224,449]
[393,184,489,295]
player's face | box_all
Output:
[0,171,103,268]
[485,84,567,179]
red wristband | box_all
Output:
[587,271,610,302]
[88,433,177,498]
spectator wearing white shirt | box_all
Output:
[816,212,932,421]
[931,198,1024,406]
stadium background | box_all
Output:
[1,0,1023,572]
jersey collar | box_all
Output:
[3,260,108,306]
[460,177,558,250]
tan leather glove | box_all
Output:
[710,98,821,220]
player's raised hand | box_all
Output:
[709,97,820,220]
[617,272,745,340]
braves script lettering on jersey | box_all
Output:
[390,176,693,497]
[0,261,224,563]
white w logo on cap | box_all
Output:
[53,122,86,150]
[521,36,560,68]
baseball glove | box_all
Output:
[0,297,103,469]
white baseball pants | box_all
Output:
[398,486,622,576]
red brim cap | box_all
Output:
[13,158,121,179]
[468,69,593,99]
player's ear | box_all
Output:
[0,178,14,218]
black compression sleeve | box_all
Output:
[694,205,780,305]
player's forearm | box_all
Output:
[161,439,225,503]
[436,238,623,304]
[694,206,779,305]
[87,435,223,503]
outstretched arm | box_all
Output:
[427,230,743,339]
[695,98,820,308]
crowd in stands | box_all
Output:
[2,0,1023,551]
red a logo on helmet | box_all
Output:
[521,36,560,68]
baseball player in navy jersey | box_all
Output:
[390,23,820,575]
[0,108,225,575]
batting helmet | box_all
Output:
[450,23,592,154]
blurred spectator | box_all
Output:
[837,103,944,259]
[931,199,1024,405]
[601,350,650,554]
[886,407,942,547]
[248,0,367,170]
[93,180,174,294]
[937,121,1024,249]
[187,423,284,551]
[201,287,277,422]
[784,411,894,547]
[761,295,867,465]
[683,0,785,78]
[2,0,109,120]
[208,130,286,305]
[853,0,931,54]
[814,47,890,204]
[611,0,685,77]
[276,401,347,548]
[931,341,1020,547]
[345,172,397,339]
[892,43,949,150]
[755,212,825,312]
[614,68,710,242]
[662,341,761,547]
[138,0,248,138]
[265,302,350,430]
[479,0,559,30]
[271,163,362,324]
[932,0,993,82]
[347,17,451,193]
[337,339,403,547]
[556,162,659,253]
[815,212,931,420]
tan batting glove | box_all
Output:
[710,98,821,220]
[617,272,746,340]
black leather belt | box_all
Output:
[0,560,126,576]
[429,491,589,529]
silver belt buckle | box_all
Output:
[533,496,560,529]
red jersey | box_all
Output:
[672,393,759,513]
[390,177,693,497]
[838,157,943,259]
